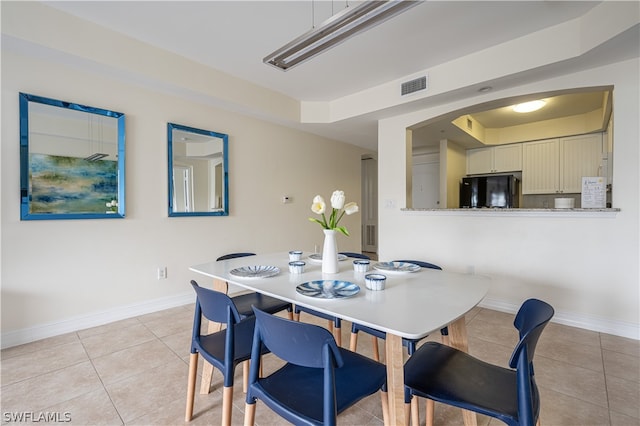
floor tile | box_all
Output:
[80,322,157,359]
[76,317,141,340]
[0,340,88,386]
[105,358,188,423]
[0,332,79,360]
[91,338,182,385]
[538,386,611,426]
[0,361,103,414]
[606,375,640,419]
[534,355,608,408]
[601,333,640,357]
[603,349,640,382]
[42,388,123,425]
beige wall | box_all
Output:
[378,59,639,338]
[1,15,369,346]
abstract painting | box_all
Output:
[29,154,118,214]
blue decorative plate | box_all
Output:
[373,261,420,273]
[296,280,360,299]
[229,265,280,279]
[307,253,348,264]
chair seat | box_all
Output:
[232,292,292,318]
[195,317,263,371]
[404,341,520,423]
[250,349,386,425]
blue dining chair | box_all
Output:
[200,253,293,396]
[349,259,445,361]
[404,298,554,426]
[292,253,369,346]
[216,253,293,320]
[339,251,371,260]
[244,306,388,426]
[185,281,269,425]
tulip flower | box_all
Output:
[308,190,359,236]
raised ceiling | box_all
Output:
[39,1,637,150]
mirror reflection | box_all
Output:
[168,123,228,216]
[19,93,125,220]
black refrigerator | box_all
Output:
[459,175,520,208]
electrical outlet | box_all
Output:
[157,267,167,280]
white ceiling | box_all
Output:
[42,1,635,150]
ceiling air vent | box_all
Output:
[401,76,427,96]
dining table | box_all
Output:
[190,252,490,426]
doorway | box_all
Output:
[361,156,378,254]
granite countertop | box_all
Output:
[402,208,619,212]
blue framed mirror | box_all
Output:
[168,123,228,217]
[19,93,126,220]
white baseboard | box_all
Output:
[1,292,195,350]
[2,293,637,349]
[480,297,640,341]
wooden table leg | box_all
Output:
[448,317,477,426]
[199,278,228,395]
[385,333,408,426]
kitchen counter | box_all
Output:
[401,208,620,217]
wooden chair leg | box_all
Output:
[410,397,419,426]
[243,360,249,393]
[372,335,380,362]
[293,309,300,322]
[334,324,342,346]
[286,309,293,320]
[185,353,198,422]
[349,331,358,351]
[222,386,233,426]
[380,390,389,426]
[404,402,411,426]
[426,398,434,426]
[244,402,256,426]
[440,332,450,346]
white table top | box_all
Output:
[190,252,490,340]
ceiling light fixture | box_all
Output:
[264,0,422,71]
[512,100,546,113]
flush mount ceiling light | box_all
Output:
[264,0,422,71]
[512,100,546,113]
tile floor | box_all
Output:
[1,303,639,425]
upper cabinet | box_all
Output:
[522,133,603,194]
[466,144,522,175]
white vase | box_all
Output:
[321,229,339,274]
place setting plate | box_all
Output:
[296,280,360,299]
[373,261,421,274]
[229,265,280,279]
[307,253,348,264]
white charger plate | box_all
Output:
[229,265,280,279]
[307,253,348,264]
[296,280,360,299]
[373,261,420,274]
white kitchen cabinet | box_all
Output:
[466,144,522,174]
[522,134,603,194]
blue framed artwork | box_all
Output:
[19,93,126,220]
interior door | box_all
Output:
[412,162,440,208]
[361,157,378,253]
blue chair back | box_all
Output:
[252,306,343,369]
[216,252,256,261]
[509,298,554,426]
[190,280,242,325]
[393,259,442,270]
[339,252,370,260]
